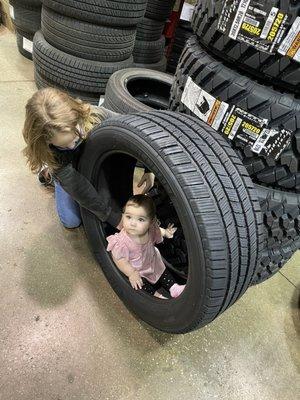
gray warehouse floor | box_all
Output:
[0,28,299,400]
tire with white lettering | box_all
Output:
[42,0,147,27]
[252,185,300,284]
[33,31,133,95]
[169,37,300,192]
[16,30,34,60]
[191,0,300,94]
[103,68,173,113]
[78,111,264,333]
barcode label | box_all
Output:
[251,129,270,154]
[244,16,259,27]
[261,7,278,39]
[278,16,300,61]
[229,0,251,39]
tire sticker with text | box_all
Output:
[181,77,292,160]
[217,0,291,54]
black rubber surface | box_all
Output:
[136,17,165,41]
[33,31,133,95]
[252,185,300,284]
[145,0,175,21]
[78,111,263,333]
[191,0,300,95]
[10,0,41,7]
[103,68,173,113]
[10,1,41,34]
[133,56,167,72]
[169,37,300,192]
[42,0,148,26]
[167,20,193,74]
[133,36,166,64]
[34,69,100,105]
[41,7,136,62]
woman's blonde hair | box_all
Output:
[22,87,103,173]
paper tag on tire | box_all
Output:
[9,5,15,19]
[181,77,229,130]
[278,17,300,62]
[23,38,33,53]
[181,77,292,160]
[217,0,291,54]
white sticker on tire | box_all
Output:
[181,77,229,130]
[23,38,33,53]
[278,17,300,62]
[180,77,292,160]
[98,95,105,106]
[9,5,14,19]
[229,0,251,40]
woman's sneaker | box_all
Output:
[38,167,54,187]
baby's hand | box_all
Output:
[129,270,143,290]
[164,223,177,239]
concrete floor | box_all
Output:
[0,28,299,400]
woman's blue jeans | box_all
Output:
[54,181,82,228]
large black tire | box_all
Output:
[41,7,136,63]
[16,30,34,60]
[78,111,264,333]
[34,70,100,105]
[145,0,175,21]
[103,68,173,113]
[169,37,300,192]
[133,56,167,72]
[33,31,133,95]
[252,185,300,284]
[10,1,41,34]
[133,36,166,64]
[42,0,147,27]
[136,17,165,41]
[191,0,300,94]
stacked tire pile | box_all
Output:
[167,19,193,74]
[33,0,148,104]
[133,0,175,71]
[9,0,41,60]
[169,0,300,284]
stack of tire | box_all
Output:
[167,19,193,74]
[9,0,41,60]
[133,0,175,71]
[169,0,300,285]
[33,0,148,104]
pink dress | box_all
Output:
[106,223,166,284]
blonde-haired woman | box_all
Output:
[22,87,154,229]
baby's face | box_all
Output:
[123,205,151,237]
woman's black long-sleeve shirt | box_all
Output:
[51,107,121,227]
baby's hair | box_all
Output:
[124,194,156,221]
[22,87,105,173]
